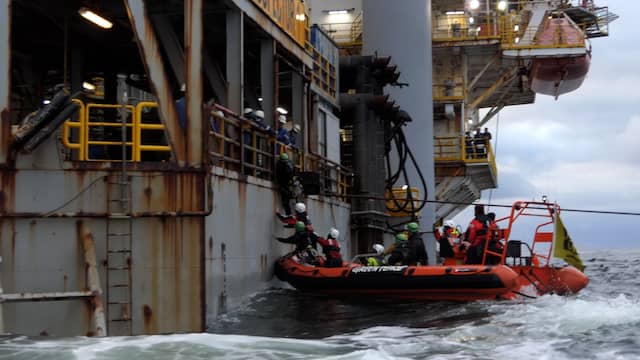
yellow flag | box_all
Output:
[553,214,585,271]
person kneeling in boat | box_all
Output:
[385,233,411,265]
[276,221,319,265]
[366,244,386,266]
[316,227,343,268]
[434,220,467,265]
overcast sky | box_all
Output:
[452,0,638,251]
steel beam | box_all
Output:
[468,66,519,110]
[185,0,203,166]
[124,0,186,165]
[291,71,304,148]
[152,14,186,86]
[260,39,274,126]
[226,8,243,113]
[231,0,312,68]
[202,48,228,106]
[0,0,10,165]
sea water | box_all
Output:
[1,249,639,359]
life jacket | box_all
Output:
[322,238,341,253]
[466,217,488,247]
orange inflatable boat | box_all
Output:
[274,256,520,301]
[275,200,588,301]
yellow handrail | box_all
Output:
[134,102,171,161]
[62,99,86,160]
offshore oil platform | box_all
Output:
[0,0,615,336]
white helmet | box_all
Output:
[444,220,456,228]
[373,244,384,255]
[278,114,287,124]
[294,202,306,213]
[328,228,339,239]
[293,124,301,133]
[254,110,264,119]
[214,110,224,118]
[243,107,253,116]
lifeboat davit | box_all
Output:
[274,255,520,301]
[529,14,591,98]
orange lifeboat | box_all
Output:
[529,13,591,98]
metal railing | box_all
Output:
[304,152,352,198]
[308,46,337,100]
[208,106,352,197]
[62,100,352,197]
[434,135,498,176]
[434,9,592,51]
[63,100,170,161]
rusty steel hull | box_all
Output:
[0,164,350,336]
[204,167,351,319]
[0,166,207,336]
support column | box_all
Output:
[185,0,203,166]
[260,39,274,126]
[363,0,436,263]
[226,9,243,113]
[0,0,11,165]
[291,71,304,148]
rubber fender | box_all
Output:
[12,89,70,148]
[22,102,80,153]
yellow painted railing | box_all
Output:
[308,46,337,100]
[62,100,352,196]
[62,99,86,160]
[434,135,498,177]
[134,102,171,161]
[63,100,170,162]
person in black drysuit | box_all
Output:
[276,221,319,264]
[275,152,295,215]
[406,222,428,265]
[386,233,411,265]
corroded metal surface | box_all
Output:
[204,168,351,320]
[0,168,206,336]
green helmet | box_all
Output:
[396,233,408,241]
[279,152,289,161]
[295,221,306,232]
[407,222,419,233]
